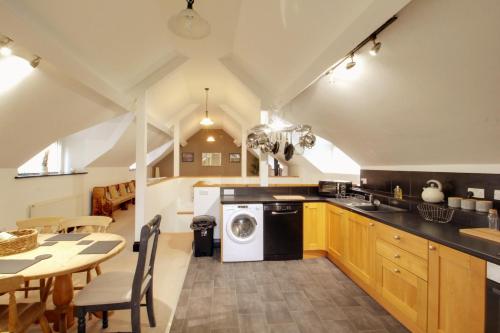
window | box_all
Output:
[18,142,62,175]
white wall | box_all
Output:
[0,167,133,230]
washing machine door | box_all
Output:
[227,212,258,244]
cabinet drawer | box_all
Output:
[376,223,428,259]
[376,239,428,281]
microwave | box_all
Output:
[318,181,352,197]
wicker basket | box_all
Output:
[0,229,38,256]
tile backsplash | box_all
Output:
[361,169,500,208]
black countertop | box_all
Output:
[220,195,500,265]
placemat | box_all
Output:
[0,260,38,274]
[79,241,122,255]
[45,233,90,242]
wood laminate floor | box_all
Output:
[171,251,409,333]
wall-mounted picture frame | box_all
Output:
[229,153,241,163]
[202,152,222,166]
[182,152,194,163]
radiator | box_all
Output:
[29,194,84,218]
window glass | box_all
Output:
[18,142,61,175]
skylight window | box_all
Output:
[303,136,360,175]
[18,142,62,175]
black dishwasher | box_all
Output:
[264,202,303,260]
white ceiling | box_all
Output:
[282,0,500,167]
[0,0,412,167]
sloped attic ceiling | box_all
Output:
[282,0,500,167]
[90,124,169,167]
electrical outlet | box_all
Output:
[494,190,500,200]
[361,178,367,185]
[223,189,235,195]
[467,188,485,199]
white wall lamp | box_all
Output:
[206,135,215,142]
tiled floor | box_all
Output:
[171,251,409,333]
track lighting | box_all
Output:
[30,56,41,68]
[0,37,13,57]
[346,54,356,70]
[369,38,382,56]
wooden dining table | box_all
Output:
[0,233,126,332]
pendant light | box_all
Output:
[168,0,210,40]
[200,87,214,126]
[369,38,382,56]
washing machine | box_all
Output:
[222,204,263,262]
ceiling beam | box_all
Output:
[126,53,189,97]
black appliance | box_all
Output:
[318,180,352,197]
[263,202,303,260]
[487,262,500,332]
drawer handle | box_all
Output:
[429,245,436,250]
[369,223,375,226]
[394,254,400,259]
[394,268,400,273]
[393,235,400,240]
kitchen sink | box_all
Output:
[353,204,407,213]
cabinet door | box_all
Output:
[326,205,345,262]
[376,256,427,332]
[344,213,376,285]
[303,203,326,251]
[428,242,486,333]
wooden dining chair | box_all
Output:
[74,215,161,333]
[16,216,65,298]
[0,275,52,333]
[61,216,113,286]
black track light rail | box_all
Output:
[326,15,398,75]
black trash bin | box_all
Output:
[190,215,216,257]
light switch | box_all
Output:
[361,178,368,185]
[467,188,485,199]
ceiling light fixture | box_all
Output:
[206,135,215,142]
[369,38,382,56]
[346,54,356,70]
[200,87,214,126]
[0,37,13,57]
[168,0,210,40]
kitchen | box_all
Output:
[189,172,500,333]
[1,0,500,332]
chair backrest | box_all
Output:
[0,275,23,332]
[131,215,161,305]
[61,216,112,233]
[16,217,65,233]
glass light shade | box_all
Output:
[168,8,210,40]
[200,117,214,126]
[0,46,12,57]
[206,136,215,142]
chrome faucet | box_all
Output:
[368,194,374,203]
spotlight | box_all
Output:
[30,56,41,68]
[369,38,382,56]
[325,70,335,84]
[346,54,356,70]
[0,37,13,57]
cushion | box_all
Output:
[118,183,128,196]
[128,182,135,193]
[108,186,120,199]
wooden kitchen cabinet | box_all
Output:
[326,204,345,262]
[344,213,376,286]
[427,242,486,333]
[303,202,326,251]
